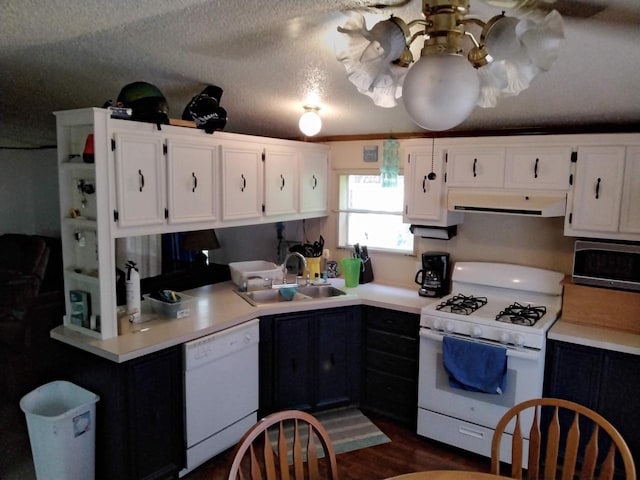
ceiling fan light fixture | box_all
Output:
[402,54,480,131]
[299,105,322,136]
[336,0,564,131]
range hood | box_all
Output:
[447,190,567,217]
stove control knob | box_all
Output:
[513,334,525,347]
[432,319,442,330]
[471,326,483,338]
[499,332,510,344]
[445,321,455,333]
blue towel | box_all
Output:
[442,336,507,395]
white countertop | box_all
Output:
[549,319,640,356]
[51,279,436,363]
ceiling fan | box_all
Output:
[349,0,639,24]
[335,0,637,131]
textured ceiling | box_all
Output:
[1,0,639,148]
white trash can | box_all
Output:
[20,380,100,480]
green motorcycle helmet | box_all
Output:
[117,81,169,125]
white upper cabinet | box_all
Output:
[404,142,463,226]
[504,147,572,190]
[166,138,219,225]
[113,132,167,228]
[221,143,263,221]
[619,146,640,234]
[564,145,632,238]
[263,146,298,216]
[446,148,505,188]
[299,149,329,214]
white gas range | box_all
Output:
[417,262,564,462]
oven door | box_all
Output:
[417,328,543,458]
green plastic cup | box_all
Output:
[340,258,362,288]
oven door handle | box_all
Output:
[419,329,541,361]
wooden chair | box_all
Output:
[491,397,636,480]
[227,410,339,480]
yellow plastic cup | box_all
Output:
[305,257,321,280]
[340,258,362,288]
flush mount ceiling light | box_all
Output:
[299,105,322,136]
[336,0,564,131]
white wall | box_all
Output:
[319,139,575,288]
[0,148,60,236]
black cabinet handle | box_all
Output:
[312,174,318,189]
[291,358,297,372]
[192,172,198,192]
[595,177,601,199]
[422,175,427,193]
[138,169,145,192]
[534,158,539,179]
[330,353,335,366]
[473,158,477,177]
[241,174,246,192]
[280,174,285,191]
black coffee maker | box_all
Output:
[415,252,451,298]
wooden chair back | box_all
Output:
[491,397,636,480]
[227,410,339,480]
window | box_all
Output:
[338,174,413,253]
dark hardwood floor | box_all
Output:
[184,413,492,480]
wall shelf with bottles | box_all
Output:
[56,108,118,339]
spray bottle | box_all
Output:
[125,260,141,321]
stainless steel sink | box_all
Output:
[235,285,347,306]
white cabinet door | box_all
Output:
[505,146,572,190]
[113,132,166,228]
[167,138,218,224]
[221,144,263,221]
[568,146,626,233]
[446,148,505,187]
[405,147,446,222]
[299,150,328,214]
[620,147,640,234]
[264,147,298,216]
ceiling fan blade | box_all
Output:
[483,0,640,25]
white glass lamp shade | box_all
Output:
[484,16,521,61]
[402,54,480,131]
[299,108,322,136]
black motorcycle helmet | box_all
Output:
[117,81,169,126]
[182,85,228,134]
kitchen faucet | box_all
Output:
[281,252,309,286]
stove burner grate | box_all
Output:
[496,302,547,326]
[436,294,488,315]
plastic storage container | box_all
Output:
[144,292,196,319]
[229,261,282,287]
[20,381,100,480]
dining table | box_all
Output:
[385,470,512,480]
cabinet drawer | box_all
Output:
[366,348,417,378]
[363,369,417,426]
[366,329,417,358]
[365,308,419,337]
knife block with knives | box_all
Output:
[354,244,374,284]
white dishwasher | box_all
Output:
[180,318,259,477]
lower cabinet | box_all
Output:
[61,344,184,480]
[545,340,640,473]
[361,306,420,428]
[259,307,361,415]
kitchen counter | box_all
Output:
[51,279,435,362]
[549,319,640,356]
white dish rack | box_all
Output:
[229,261,282,287]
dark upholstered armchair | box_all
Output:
[0,234,50,316]
[0,234,65,402]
